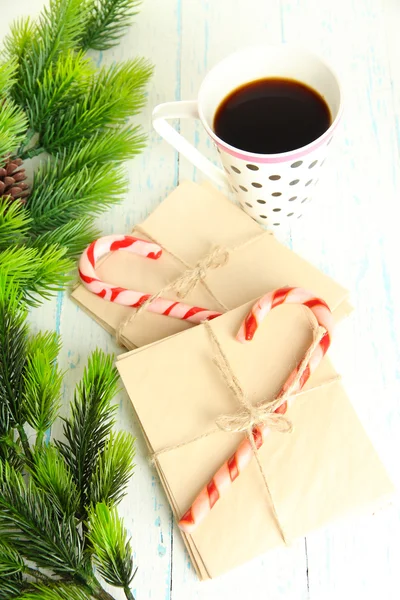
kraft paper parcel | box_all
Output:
[72,181,352,349]
[116,300,393,580]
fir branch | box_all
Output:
[40,59,153,152]
[8,0,88,108]
[0,99,29,158]
[0,60,17,96]
[88,503,135,590]
[0,461,85,577]
[0,573,25,600]
[0,244,71,305]
[26,244,73,304]
[0,245,73,306]
[31,217,100,261]
[80,0,140,51]
[56,351,119,514]
[0,540,25,577]
[89,432,135,507]
[0,279,28,430]
[16,585,94,600]
[30,444,80,516]
[0,199,31,250]
[3,18,35,69]
[23,50,94,135]
[23,332,63,439]
[55,126,147,172]
[0,431,25,472]
[27,158,128,233]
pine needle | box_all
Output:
[27,157,128,233]
[88,502,135,588]
[40,59,153,152]
[17,584,93,600]
[23,331,63,437]
[89,431,135,506]
[30,444,80,517]
[0,245,74,306]
[0,541,25,577]
[0,200,31,250]
[0,99,28,158]
[31,217,100,261]
[0,279,28,429]
[0,462,85,577]
[8,0,88,108]
[57,126,147,172]
[0,574,25,600]
[56,350,120,513]
[24,49,95,133]
[80,0,141,51]
[0,60,18,96]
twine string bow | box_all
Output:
[151,319,328,545]
[204,320,327,544]
[116,226,268,347]
[172,246,229,299]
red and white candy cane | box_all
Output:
[178,286,334,534]
[78,235,222,324]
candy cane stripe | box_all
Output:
[183,306,209,320]
[110,238,137,251]
[131,294,152,308]
[78,270,97,284]
[180,508,195,527]
[243,311,258,341]
[86,242,96,268]
[271,286,295,308]
[207,480,220,508]
[303,298,330,310]
[252,427,263,449]
[227,456,239,481]
[320,332,330,355]
[110,287,126,302]
[163,301,179,316]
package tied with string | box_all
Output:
[116,291,393,581]
[72,181,352,349]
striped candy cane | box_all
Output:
[179,286,334,534]
[78,235,222,324]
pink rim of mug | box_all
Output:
[197,46,344,165]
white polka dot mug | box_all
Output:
[152,45,343,230]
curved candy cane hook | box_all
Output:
[78,235,221,324]
[179,287,334,534]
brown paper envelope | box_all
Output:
[72,181,352,348]
[116,301,393,580]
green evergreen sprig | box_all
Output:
[1,0,152,283]
[0,1,150,598]
[79,0,141,51]
[0,280,137,600]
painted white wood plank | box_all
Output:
[280,0,400,598]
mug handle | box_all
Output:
[152,101,229,188]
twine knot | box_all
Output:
[172,246,229,299]
[216,401,293,434]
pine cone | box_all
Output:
[0,157,29,204]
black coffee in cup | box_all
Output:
[213,78,331,154]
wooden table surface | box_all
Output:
[2,1,400,598]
